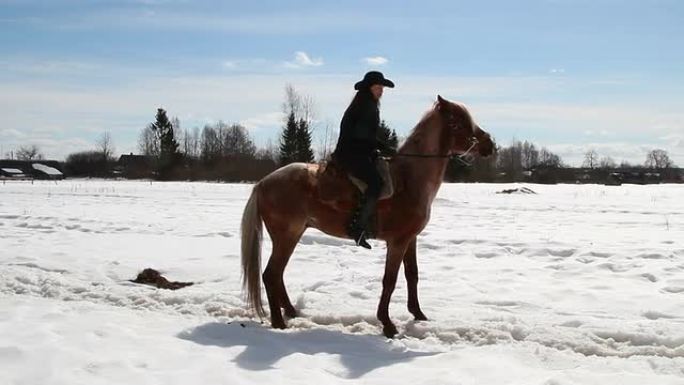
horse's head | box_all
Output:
[435,95,494,159]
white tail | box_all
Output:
[240,184,265,318]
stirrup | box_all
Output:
[354,230,372,250]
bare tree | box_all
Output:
[16,144,42,161]
[191,126,200,158]
[317,120,337,160]
[223,123,256,157]
[255,139,278,162]
[496,140,524,181]
[599,156,616,169]
[282,84,316,131]
[181,127,200,159]
[582,149,599,169]
[521,141,539,170]
[182,128,191,157]
[181,126,201,159]
[138,126,160,157]
[283,84,302,120]
[619,160,634,169]
[171,117,182,145]
[645,149,674,169]
[215,120,230,156]
[200,124,219,162]
[97,131,115,161]
[539,147,563,168]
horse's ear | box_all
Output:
[436,95,446,110]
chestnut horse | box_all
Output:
[241,95,494,337]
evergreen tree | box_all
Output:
[280,85,317,165]
[295,118,315,163]
[150,108,181,179]
[279,112,298,165]
[378,120,399,154]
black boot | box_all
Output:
[348,193,378,249]
[350,227,372,249]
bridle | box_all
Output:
[392,118,480,166]
[392,138,478,166]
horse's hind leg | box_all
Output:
[277,246,299,318]
[280,281,298,318]
[262,229,303,329]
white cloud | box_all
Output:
[363,56,388,66]
[222,61,238,69]
[284,51,323,68]
[221,58,272,71]
[0,127,93,161]
[659,133,684,148]
[550,68,566,74]
[2,73,683,166]
[240,112,283,131]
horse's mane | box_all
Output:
[397,103,440,153]
[397,100,475,154]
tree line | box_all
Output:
[445,140,680,183]
[60,85,399,181]
[5,84,679,183]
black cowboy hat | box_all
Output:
[354,71,395,90]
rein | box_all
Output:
[392,137,479,166]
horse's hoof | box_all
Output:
[284,308,298,318]
[272,321,287,329]
[383,324,398,338]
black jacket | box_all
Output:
[334,94,380,159]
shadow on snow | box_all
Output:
[178,321,438,379]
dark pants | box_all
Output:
[339,154,382,199]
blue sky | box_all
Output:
[1,0,683,166]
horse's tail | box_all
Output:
[241,183,266,319]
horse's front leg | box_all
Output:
[403,237,427,321]
[377,238,411,338]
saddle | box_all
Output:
[317,157,394,204]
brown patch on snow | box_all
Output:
[130,268,193,290]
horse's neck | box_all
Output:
[395,113,449,201]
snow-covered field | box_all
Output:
[1,180,683,385]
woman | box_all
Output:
[332,71,395,249]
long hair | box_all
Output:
[346,87,378,113]
[334,86,380,157]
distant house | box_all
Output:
[603,169,661,185]
[0,167,28,179]
[605,172,623,186]
[32,163,65,180]
[117,153,155,178]
[0,160,65,180]
[527,167,673,185]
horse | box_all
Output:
[241,95,494,338]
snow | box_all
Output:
[31,163,63,176]
[1,180,683,384]
[1,168,24,174]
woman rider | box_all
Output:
[332,71,395,249]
